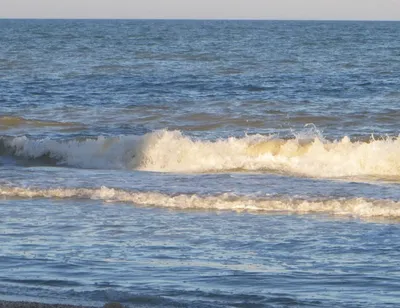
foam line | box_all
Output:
[2,130,400,178]
[1,185,400,218]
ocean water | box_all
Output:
[1,19,400,307]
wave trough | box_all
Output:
[0,116,83,129]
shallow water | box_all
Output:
[1,20,400,307]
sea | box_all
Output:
[1,19,400,308]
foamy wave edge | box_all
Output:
[3,130,400,178]
[1,185,400,218]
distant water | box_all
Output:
[1,20,400,307]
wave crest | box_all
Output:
[1,185,400,218]
[2,130,400,178]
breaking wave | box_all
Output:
[2,130,400,179]
[1,185,399,218]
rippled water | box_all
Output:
[1,20,400,307]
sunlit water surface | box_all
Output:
[1,20,400,307]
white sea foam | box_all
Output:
[3,130,400,178]
[1,185,399,218]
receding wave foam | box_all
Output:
[1,185,400,218]
[2,130,400,179]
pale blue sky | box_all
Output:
[1,0,400,20]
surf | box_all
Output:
[1,185,399,219]
[2,130,400,180]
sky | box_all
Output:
[1,0,400,20]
